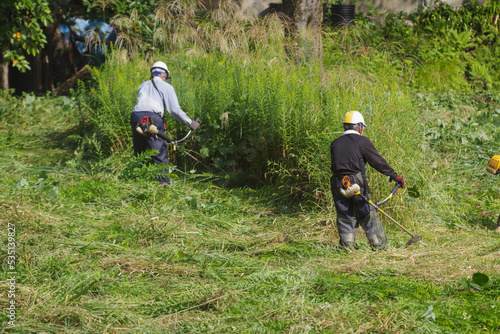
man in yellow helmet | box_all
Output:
[486,155,500,232]
[330,111,405,250]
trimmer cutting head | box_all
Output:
[353,184,426,248]
[405,235,423,248]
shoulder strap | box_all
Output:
[151,78,167,114]
[344,134,370,194]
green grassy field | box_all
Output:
[0,84,499,333]
[3,1,500,332]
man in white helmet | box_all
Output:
[130,61,200,185]
[330,111,405,250]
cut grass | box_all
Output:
[1,95,500,333]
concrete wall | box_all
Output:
[202,0,477,16]
[201,0,277,15]
[356,0,466,14]
[241,0,278,15]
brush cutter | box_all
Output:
[342,179,425,247]
[136,116,200,149]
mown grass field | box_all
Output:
[0,85,499,333]
[3,0,500,332]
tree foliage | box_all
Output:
[0,0,53,72]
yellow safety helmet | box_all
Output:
[487,155,500,174]
[343,110,367,127]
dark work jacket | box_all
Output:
[330,131,397,180]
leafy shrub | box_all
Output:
[347,0,500,92]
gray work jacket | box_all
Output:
[132,77,192,126]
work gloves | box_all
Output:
[190,118,201,131]
[391,174,405,188]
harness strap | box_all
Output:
[151,78,167,127]
[344,134,371,195]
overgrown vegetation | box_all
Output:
[75,0,500,192]
[351,0,500,92]
[1,0,500,332]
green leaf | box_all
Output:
[48,187,58,200]
[16,179,29,189]
[459,277,469,288]
[185,196,198,209]
[421,305,436,321]
[200,147,210,158]
[472,272,489,286]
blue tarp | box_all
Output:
[59,18,116,66]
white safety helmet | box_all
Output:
[150,61,170,76]
[343,110,367,127]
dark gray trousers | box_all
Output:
[331,174,387,250]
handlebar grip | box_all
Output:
[390,184,401,196]
[156,131,174,144]
[374,184,401,206]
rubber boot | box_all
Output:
[366,233,386,251]
[360,207,388,251]
[339,232,357,251]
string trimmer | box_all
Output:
[343,178,425,247]
[136,116,200,149]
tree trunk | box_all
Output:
[0,47,9,91]
[53,65,91,95]
[35,53,43,93]
[281,0,323,63]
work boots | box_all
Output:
[339,233,357,251]
[366,233,387,251]
[360,207,388,251]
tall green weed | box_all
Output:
[77,50,427,211]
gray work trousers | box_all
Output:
[331,173,388,250]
